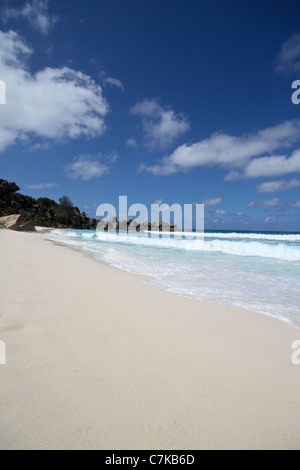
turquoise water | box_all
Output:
[44,229,300,328]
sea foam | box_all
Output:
[44,229,300,328]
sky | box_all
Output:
[0,0,300,231]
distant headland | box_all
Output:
[0,179,180,232]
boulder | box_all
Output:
[150,221,160,231]
[0,179,100,231]
[0,180,20,197]
[0,214,23,231]
[20,221,36,232]
[139,222,150,231]
[96,219,108,231]
[171,224,182,232]
[128,220,138,231]
[119,220,128,231]
[107,217,118,231]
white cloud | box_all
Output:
[153,199,163,205]
[144,120,300,176]
[130,98,190,151]
[82,203,98,210]
[126,137,138,148]
[247,198,280,208]
[65,154,116,181]
[24,182,58,189]
[290,201,300,208]
[0,30,109,152]
[265,217,277,224]
[29,142,50,151]
[231,149,300,180]
[104,77,124,91]
[2,0,59,36]
[202,197,223,207]
[100,71,124,91]
[275,33,300,75]
[212,210,227,216]
[256,179,300,193]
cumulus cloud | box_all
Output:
[290,201,300,208]
[228,149,300,180]
[0,30,109,152]
[2,0,59,36]
[275,33,300,76]
[247,198,280,208]
[24,182,58,189]
[130,98,190,151]
[202,197,223,207]
[65,154,116,181]
[144,120,300,176]
[256,179,300,193]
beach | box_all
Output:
[1,229,300,450]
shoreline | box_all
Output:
[1,230,300,450]
[41,227,300,331]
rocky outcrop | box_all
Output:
[0,179,98,230]
[128,220,138,231]
[0,215,37,232]
[96,217,119,231]
[118,220,129,231]
[96,218,182,232]
[19,221,36,232]
[0,179,183,232]
[139,222,151,231]
[149,221,180,232]
[108,217,118,231]
[0,181,20,198]
[0,214,23,231]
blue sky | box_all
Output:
[0,0,300,231]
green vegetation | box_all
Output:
[56,195,75,225]
[0,183,93,228]
[1,207,16,216]
[59,195,74,208]
[37,197,58,209]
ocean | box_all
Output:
[43,229,300,328]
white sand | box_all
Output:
[0,229,300,450]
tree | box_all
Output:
[37,197,58,209]
[57,195,74,225]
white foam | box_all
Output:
[43,229,300,328]
[49,229,300,261]
[204,231,300,242]
[200,239,300,261]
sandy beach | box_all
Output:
[0,229,300,450]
